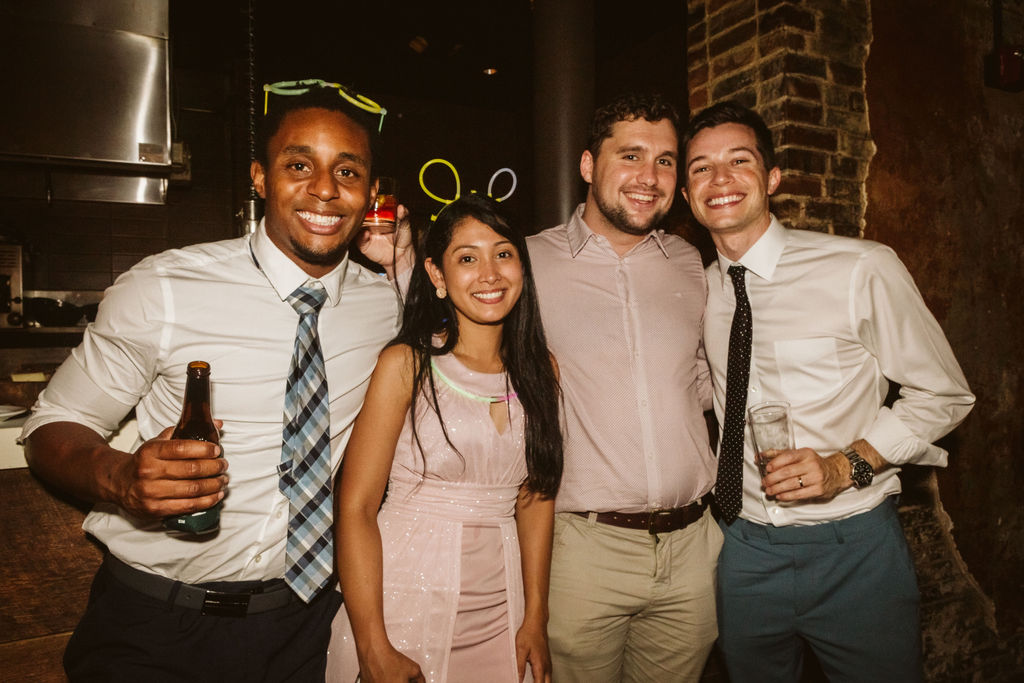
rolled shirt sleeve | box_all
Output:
[21,264,163,442]
[852,246,975,467]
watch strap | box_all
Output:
[841,446,874,488]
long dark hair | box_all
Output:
[392,194,562,498]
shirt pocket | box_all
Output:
[773,337,842,403]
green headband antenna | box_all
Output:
[263,78,388,133]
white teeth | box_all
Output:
[625,192,655,203]
[297,211,341,226]
[473,291,503,301]
[708,194,743,207]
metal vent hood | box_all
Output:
[0,0,171,205]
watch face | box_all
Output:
[844,449,873,488]
[851,459,873,488]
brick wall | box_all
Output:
[685,1,1024,680]
[686,0,873,237]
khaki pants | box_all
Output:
[547,509,723,683]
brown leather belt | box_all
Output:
[573,499,707,535]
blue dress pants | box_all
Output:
[716,498,923,683]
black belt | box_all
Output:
[104,555,297,617]
[573,498,707,535]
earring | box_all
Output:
[436,287,447,299]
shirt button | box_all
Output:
[276,509,283,519]
[254,554,262,563]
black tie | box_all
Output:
[718,264,751,523]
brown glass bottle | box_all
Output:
[163,360,222,535]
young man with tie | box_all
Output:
[681,100,975,682]
[22,86,404,681]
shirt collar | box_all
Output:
[250,218,349,307]
[715,214,787,288]
[565,203,671,259]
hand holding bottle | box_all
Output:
[110,424,227,522]
[162,361,226,534]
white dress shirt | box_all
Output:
[704,216,975,526]
[528,205,716,514]
[21,221,401,582]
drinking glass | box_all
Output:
[748,401,794,477]
[363,177,398,233]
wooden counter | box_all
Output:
[0,468,100,682]
[0,419,138,681]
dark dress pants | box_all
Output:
[64,560,342,683]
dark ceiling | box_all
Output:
[253,1,533,111]
[172,0,687,114]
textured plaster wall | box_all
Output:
[865,0,1024,669]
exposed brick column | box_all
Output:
[686,0,873,237]
[685,4,1019,681]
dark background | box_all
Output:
[173,0,689,234]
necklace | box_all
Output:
[430,359,517,403]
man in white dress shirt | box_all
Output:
[21,86,404,681]
[680,100,975,682]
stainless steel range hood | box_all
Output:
[0,0,171,204]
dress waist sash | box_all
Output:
[383,477,520,523]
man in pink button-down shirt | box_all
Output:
[528,93,722,683]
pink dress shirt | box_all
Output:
[528,205,715,514]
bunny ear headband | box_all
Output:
[419,158,517,221]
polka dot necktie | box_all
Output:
[280,281,333,602]
[718,264,751,523]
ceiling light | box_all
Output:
[408,36,428,54]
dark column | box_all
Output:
[531,0,594,231]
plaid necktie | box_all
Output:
[717,264,752,523]
[280,281,333,602]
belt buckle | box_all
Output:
[647,509,673,535]
[201,590,253,617]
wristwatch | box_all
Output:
[841,446,874,488]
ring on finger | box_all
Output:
[798,476,804,488]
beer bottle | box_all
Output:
[163,360,222,535]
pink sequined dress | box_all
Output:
[327,352,532,683]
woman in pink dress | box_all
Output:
[328,194,563,683]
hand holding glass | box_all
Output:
[748,401,794,477]
[363,177,398,234]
